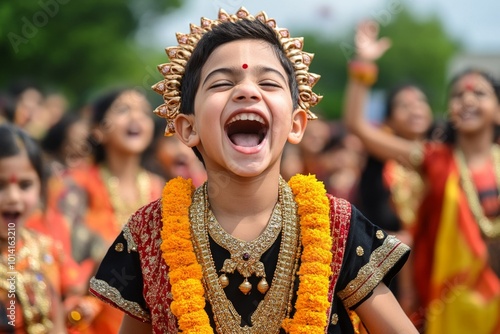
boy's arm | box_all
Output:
[355,283,418,334]
[119,315,152,334]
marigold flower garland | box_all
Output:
[282,174,333,333]
[161,174,333,333]
[160,177,212,334]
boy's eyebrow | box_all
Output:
[202,66,287,87]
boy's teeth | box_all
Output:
[229,113,264,124]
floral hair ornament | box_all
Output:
[152,7,322,136]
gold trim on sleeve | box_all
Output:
[89,277,150,322]
[338,235,409,308]
[123,224,138,253]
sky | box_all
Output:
[141,0,500,54]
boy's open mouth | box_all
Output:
[225,113,268,148]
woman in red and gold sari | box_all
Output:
[343,21,500,334]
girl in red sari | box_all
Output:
[343,21,500,334]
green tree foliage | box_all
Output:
[377,10,461,114]
[298,7,461,119]
[1,0,180,105]
[301,32,350,120]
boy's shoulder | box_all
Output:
[326,194,351,218]
[125,198,163,244]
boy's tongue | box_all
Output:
[230,133,260,147]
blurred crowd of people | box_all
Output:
[1,19,499,334]
[0,82,208,333]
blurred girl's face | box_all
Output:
[155,135,201,180]
[0,152,41,240]
[387,87,432,141]
[63,120,90,166]
[99,90,154,157]
[448,72,500,135]
[14,88,44,128]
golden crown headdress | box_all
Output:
[152,7,322,136]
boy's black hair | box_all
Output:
[179,18,300,163]
[180,18,299,115]
[0,123,47,200]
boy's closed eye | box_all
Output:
[209,81,234,90]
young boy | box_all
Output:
[89,8,417,334]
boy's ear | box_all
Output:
[174,114,199,147]
[287,108,308,144]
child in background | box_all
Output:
[145,117,206,186]
[41,112,90,173]
[90,8,417,333]
[343,20,500,334]
[48,87,164,333]
[344,21,435,315]
[0,123,82,333]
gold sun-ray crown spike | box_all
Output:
[152,7,322,136]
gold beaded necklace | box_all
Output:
[386,161,425,227]
[190,178,301,333]
[0,229,52,334]
[99,165,151,228]
[455,144,500,239]
[206,182,283,295]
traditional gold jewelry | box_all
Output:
[206,183,283,295]
[152,7,322,136]
[99,165,151,228]
[190,177,301,333]
[386,160,425,227]
[160,174,333,333]
[455,145,500,238]
[0,229,53,334]
[408,144,425,167]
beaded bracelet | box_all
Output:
[348,60,378,86]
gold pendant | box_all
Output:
[239,278,252,295]
[207,181,285,295]
[257,277,269,294]
[190,178,302,333]
[219,273,229,288]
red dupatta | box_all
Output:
[412,143,500,333]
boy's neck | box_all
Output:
[205,171,281,242]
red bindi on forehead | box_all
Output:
[242,63,248,69]
[463,77,476,91]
